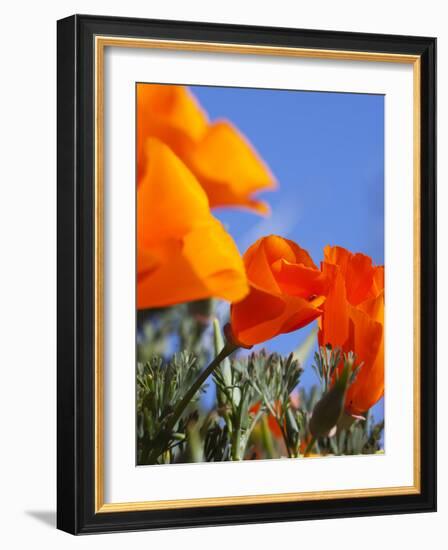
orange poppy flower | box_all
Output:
[319,246,384,416]
[250,401,283,438]
[229,235,328,347]
[137,138,249,309]
[137,84,276,214]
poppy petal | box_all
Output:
[137,84,208,180]
[138,220,248,309]
[344,305,384,414]
[262,235,299,265]
[323,245,351,273]
[231,289,323,347]
[185,121,276,211]
[345,253,375,305]
[271,259,329,298]
[244,238,282,294]
[279,296,325,334]
[319,262,350,348]
[182,220,249,302]
[137,138,210,247]
[230,286,287,346]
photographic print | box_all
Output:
[136,83,385,465]
[57,16,436,533]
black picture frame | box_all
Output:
[57,14,436,535]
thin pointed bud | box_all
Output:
[213,318,228,370]
[309,360,352,438]
[186,421,204,463]
[213,318,234,403]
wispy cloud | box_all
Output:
[239,193,302,252]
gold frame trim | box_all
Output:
[94,36,422,513]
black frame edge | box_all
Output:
[57,14,78,535]
[57,14,437,535]
[419,37,437,514]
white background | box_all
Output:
[0,0,444,548]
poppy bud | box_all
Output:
[309,361,352,438]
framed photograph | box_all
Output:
[57,14,436,534]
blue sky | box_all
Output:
[190,85,385,422]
